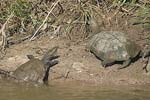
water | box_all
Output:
[0,81,150,100]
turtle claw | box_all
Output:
[117,65,127,70]
[118,59,131,70]
[101,61,107,68]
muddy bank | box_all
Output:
[0,35,149,86]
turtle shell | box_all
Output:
[88,31,140,62]
[12,58,45,83]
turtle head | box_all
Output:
[140,50,150,58]
[125,40,141,58]
[140,45,150,58]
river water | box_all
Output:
[0,81,150,100]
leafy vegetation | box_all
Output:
[0,0,149,42]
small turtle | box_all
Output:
[87,31,150,69]
[0,46,59,84]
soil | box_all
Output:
[0,29,149,86]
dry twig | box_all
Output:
[0,14,13,50]
[30,0,61,41]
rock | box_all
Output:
[72,62,85,73]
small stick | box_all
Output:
[30,0,61,41]
[64,69,70,79]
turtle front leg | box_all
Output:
[101,59,115,68]
[118,59,131,69]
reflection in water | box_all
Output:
[0,81,150,100]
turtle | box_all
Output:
[0,46,59,84]
[87,31,150,69]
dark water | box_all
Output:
[0,81,150,100]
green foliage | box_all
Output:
[113,0,150,27]
[138,6,150,16]
[0,1,12,20]
[137,4,150,27]
[0,0,149,39]
[10,0,31,18]
[0,0,31,24]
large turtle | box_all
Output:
[0,46,59,84]
[87,31,150,69]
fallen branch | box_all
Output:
[30,0,61,41]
